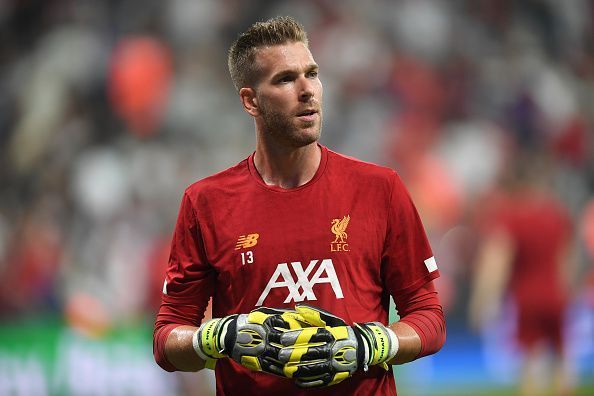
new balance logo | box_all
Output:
[256,259,344,306]
[235,233,259,250]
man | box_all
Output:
[154,16,445,395]
[469,153,575,396]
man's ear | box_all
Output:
[239,87,259,117]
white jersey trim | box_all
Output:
[424,256,438,273]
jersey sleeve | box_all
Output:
[154,191,215,371]
[381,172,439,297]
[159,190,215,321]
[395,281,446,358]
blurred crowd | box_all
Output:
[1,0,593,347]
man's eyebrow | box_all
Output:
[271,63,319,79]
[271,69,295,79]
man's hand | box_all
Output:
[278,304,399,388]
[193,307,306,376]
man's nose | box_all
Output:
[298,76,314,102]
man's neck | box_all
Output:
[253,141,321,189]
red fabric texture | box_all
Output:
[153,323,179,372]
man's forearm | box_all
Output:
[158,282,445,372]
[161,319,425,371]
[388,321,422,364]
[164,325,206,371]
[390,280,446,363]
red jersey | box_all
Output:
[157,145,439,395]
[490,189,572,312]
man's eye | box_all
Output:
[278,76,292,83]
[307,71,318,78]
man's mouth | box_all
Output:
[296,109,318,117]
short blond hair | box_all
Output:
[228,16,308,91]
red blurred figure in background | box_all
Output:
[470,151,576,396]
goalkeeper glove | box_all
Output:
[280,304,399,388]
[192,307,306,376]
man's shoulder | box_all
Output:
[184,158,249,199]
[326,148,396,181]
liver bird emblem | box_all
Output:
[331,215,350,244]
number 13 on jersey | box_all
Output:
[241,251,254,265]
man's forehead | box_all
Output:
[254,42,316,72]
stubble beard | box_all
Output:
[259,103,322,148]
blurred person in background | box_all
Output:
[153,16,445,396]
[469,151,576,396]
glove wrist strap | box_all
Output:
[193,318,226,369]
[355,322,399,369]
[192,327,217,369]
[385,326,399,363]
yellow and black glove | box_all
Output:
[279,304,400,388]
[193,307,306,376]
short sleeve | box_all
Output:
[159,191,215,325]
[382,172,439,297]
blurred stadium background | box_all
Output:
[1,0,593,395]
